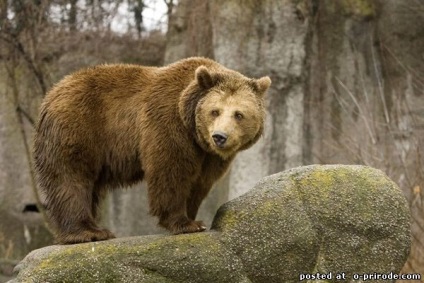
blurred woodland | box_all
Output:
[0,0,423,281]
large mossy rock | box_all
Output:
[212,165,411,282]
[10,165,411,283]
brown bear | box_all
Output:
[33,57,271,244]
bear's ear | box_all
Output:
[195,66,216,89]
[251,76,271,96]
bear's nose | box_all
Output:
[212,131,228,148]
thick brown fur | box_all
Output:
[33,57,271,244]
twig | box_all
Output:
[334,76,377,144]
[371,33,390,124]
[4,60,53,235]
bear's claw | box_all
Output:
[167,219,207,235]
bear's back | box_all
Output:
[45,64,156,104]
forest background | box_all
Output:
[0,0,423,280]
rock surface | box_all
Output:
[10,165,411,283]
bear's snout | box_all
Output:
[212,131,228,148]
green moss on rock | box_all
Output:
[341,0,376,19]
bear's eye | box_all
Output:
[235,112,244,120]
[211,110,220,117]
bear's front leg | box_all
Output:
[186,180,214,221]
[146,171,206,234]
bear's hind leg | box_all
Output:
[46,177,115,244]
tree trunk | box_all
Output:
[209,0,309,197]
[68,0,78,32]
[164,0,213,64]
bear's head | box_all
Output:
[179,65,271,159]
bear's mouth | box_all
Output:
[215,143,225,149]
[211,142,228,150]
[210,139,238,157]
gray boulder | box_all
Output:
[10,165,411,283]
